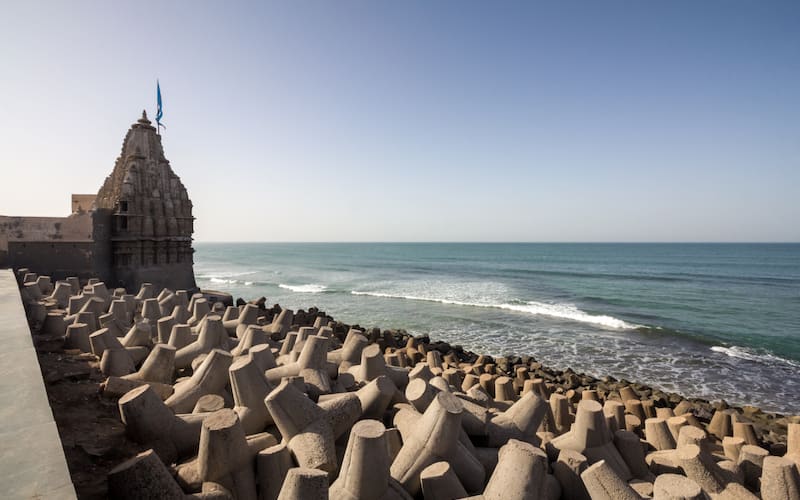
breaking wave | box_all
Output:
[279,283,328,293]
[350,291,638,329]
[710,345,800,368]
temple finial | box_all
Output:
[138,110,151,125]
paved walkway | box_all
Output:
[0,270,75,499]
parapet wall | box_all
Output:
[0,213,100,280]
[0,269,75,498]
[0,213,93,245]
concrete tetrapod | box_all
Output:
[264,379,361,473]
[549,393,573,435]
[100,348,137,377]
[197,409,258,500]
[482,439,549,500]
[266,335,333,395]
[645,417,677,451]
[288,327,316,359]
[733,421,759,446]
[107,448,185,500]
[761,455,800,500]
[580,460,643,500]
[613,430,654,481]
[405,377,438,413]
[353,375,397,420]
[552,450,591,500]
[708,409,737,440]
[787,423,800,466]
[264,309,293,340]
[156,316,176,344]
[157,290,177,317]
[123,343,176,385]
[187,298,211,328]
[723,436,745,461]
[390,391,484,496]
[166,349,234,413]
[224,303,260,338]
[65,322,92,353]
[175,316,230,369]
[119,385,208,463]
[171,302,192,326]
[221,305,239,324]
[646,425,710,476]
[329,419,411,500]
[248,343,278,372]
[47,281,73,309]
[419,461,467,500]
[141,298,162,324]
[651,473,703,500]
[135,282,156,301]
[99,311,127,338]
[349,344,410,390]
[548,399,633,481]
[392,404,486,493]
[257,443,294,500]
[327,330,368,371]
[169,324,195,350]
[604,400,627,432]
[277,468,329,500]
[194,394,225,414]
[231,325,269,357]
[175,431,276,493]
[738,444,769,491]
[486,390,548,447]
[677,444,758,499]
[229,356,274,434]
[121,322,153,348]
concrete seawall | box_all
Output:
[0,269,75,498]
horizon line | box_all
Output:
[193,240,800,244]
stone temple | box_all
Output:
[0,111,196,291]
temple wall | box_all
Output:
[0,213,108,281]
[70,194,96,213]
[5,241,97,280]
[0,213,93,243]
[0,213,93,268]
[114,261,196,292]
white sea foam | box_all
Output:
[711,345,800,368]
[198,271,258,279]
[210,277,239,284]
[350,291,637,329]
[279,283,327,293]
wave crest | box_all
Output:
[711,345,800,368]
[350,291,637,329]
[207,277,257,286]
[279,283,327,293]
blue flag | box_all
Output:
[156,80,164,129]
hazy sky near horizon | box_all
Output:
[1,1,798,242]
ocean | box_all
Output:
[194,243,800,414]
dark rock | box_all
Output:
[712,400,729,411]
[248,296,267,308]
[770,442,787,455]
[432,342,452,354]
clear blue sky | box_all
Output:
[1,1,798,242]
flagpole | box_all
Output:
[156,79,161,136]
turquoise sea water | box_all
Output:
[194,243,800,413]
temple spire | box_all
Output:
[138,110,151,125]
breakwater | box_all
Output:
[14,268,800,498]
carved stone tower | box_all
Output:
[94,111,196,291]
